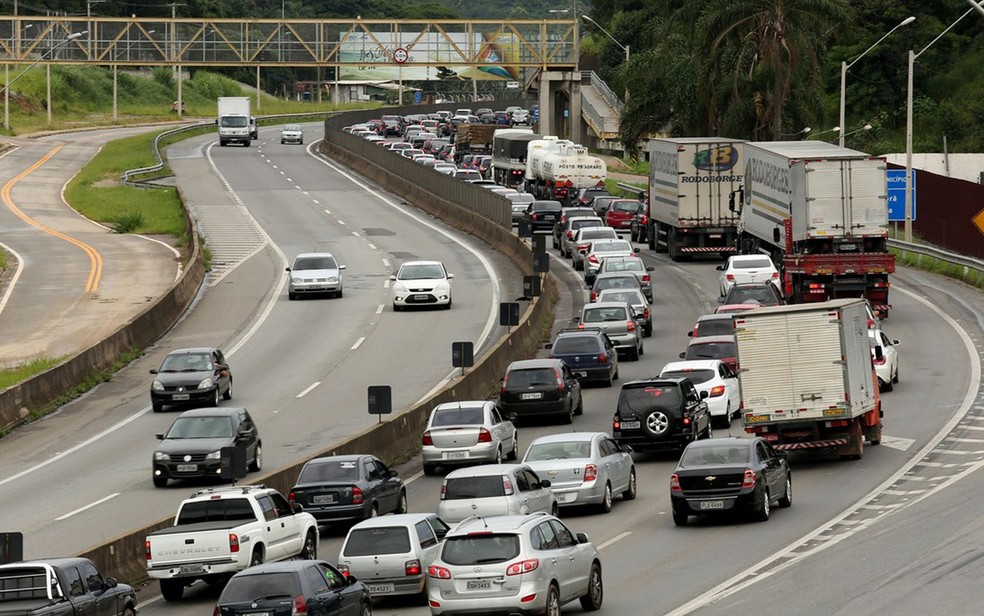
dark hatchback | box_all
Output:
[499,358,583,423]
[548,328,619,387]
[152,407,261,487]
[576,186,610,208]
[215,560,371,616]
[719,282,784,307]
[688,313,735,338]
[612,377,711,453]
[150,347,232,412]
[670,437,791,526]
[289,455,407,525]
[524,200,563,233]
[680,334,737,372]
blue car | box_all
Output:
[548,328,619,387]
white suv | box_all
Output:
[426,513,603,615]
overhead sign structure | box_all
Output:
[886,169,916,222]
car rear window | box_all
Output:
[610,201,639,213]
[343,527,412,556]
[177,498,257,525]
[571,219,603,230]
[660,369,716,385]
[685,341,736,360]
[596,277,639,291]
[603,260,643,273]
[733,257,773,269]
[695,319,734,337]
[582,306,629,323]
[432,407,484,427]
[680,444,750,467]
[442,534,520,565]
[534,202,562,212]
[592,240,631,252]
[617,385,681,414]
[598,291,643,306]
[726,287,779,305]
[525,440,592,461]
[298,460,359,483]
[552,336,602,354]
[506,368,556,387]
[220,572,301,603]
[579,229,616,240]
[444,476,505,499]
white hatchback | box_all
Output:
[659,359,740,428]
[717,254,780,296]
[437,464,558,524]
[869,329,900,391]
[391,260,453,310]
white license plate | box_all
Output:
[244,612,269,616]
[621,421,641,429]
[312,494,337,505]
[172,393,190,401]
[466,580,492,591]
[575,371,587,378]
[521,392,543,400]
[443,451,469,459]
[176,464,197,472]
[179,564,203,574]
[413,294,429,300]
[367,583,394,594]
[699,500,725,510]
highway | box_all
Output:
[2,120,982,616]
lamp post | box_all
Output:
[905,6,976,243]
[807,126,840,140]
[842,123,872,141]
[839,15,914,147]
[581,15,629,103]
[781,126,811,139]
[0,31,86,127]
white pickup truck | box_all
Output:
[145,485,319,601]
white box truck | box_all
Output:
[735,298,882,459]
[646,137,745,260]
[217,96,257,147]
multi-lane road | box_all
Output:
[1,121,982,615]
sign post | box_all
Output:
[368,385,393,423]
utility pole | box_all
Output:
[86,0,105,58]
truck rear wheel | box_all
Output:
[160,579,184,602]
[839,419,864,460]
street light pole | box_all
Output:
[0,31,86,127]
[839,15,914,147]
[581,15,630,102]
[904,6,976,243]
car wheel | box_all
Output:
[643,409,671,437]
[299,530,317,559]
[359,602,371,616]
[753,489,771,522]
[423,463,438,476]
[893,363,899,384]
[212,388,220,407]
[574,398,584,416]
[249,548,263,567]
[508,434,519,460]
[882,374,894,392]
[159,579,184,602]
[778,476,792,508]
[281,139,285,144]
[336,288,344,298]
[152,401,163,413]
[628,346,640,362]
[580,562,604,611]
[223,378,233,401]
[393,303,401,312]
[704,419,713,439]
[248,443,262,472]
[613,366,619,381]
[395,491,408,514]
[560,404,574,425]
[493,447,503,464]
[672,510,688,526]
[153,475,168,488]
[598,483,612,514]
[544,584,561,616]
[644,325,652,338]
[369,504,379,519]
[605,370,614,387]
[622,468,637,500]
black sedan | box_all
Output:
[152,407,262,487]
[289,455,407,525]
[216,560,371,616]
[670,437,791,526]
[150,347,233,412]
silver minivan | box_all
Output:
[437,464,558,524]
[577,301,644,360]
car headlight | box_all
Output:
[205,450,222,460]
[327,276,338,283]
[393,283,408,293]
[198,377,214,389]
[152,380,164,391]
[154,452,170,461]
[434,282,450,293]
[291,276,303,284]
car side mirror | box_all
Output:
[544,343,553,350]
[687,331,694,338]
[291,502,304,514]
[237,430,251,441]
[387,469,399,478]
[149,369,158,374]
[389,275,397,281]
[339,265,347,270]
[447,274,454,279]
[633,248,640,253]
[576,532,590,544]
[507,412,518,422]
[285,267,292,272]
[717,296,725,303]
[105,577,118,589]
[679,352,686,359]
[573,317,580,323]
[621,444,633,453]
[347,574,360,586]
[540,479,551,488]
[893,339,901,345]
[700,390,709,399]
[715,265,725,271]
[156,433,165,440]
[647,266,655,271]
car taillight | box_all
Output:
[584,464,598,482]
[229,533,239,553]
[478,427,493,443]
[352,486,364,504]
[742,469,757,488]
[872,354,886,365]
[406,559,422,576]
[288,491,295,505]
[642,274,650,283]
[338,564,350,577]
[506,559,540,575]
[567,231,574,239]
[709,385,726,397]
[502,476,514,495]
[626,320,635,331]
[554,367,565,390]
[422,431,433,446]
[590,291,597,302]
[213,605,220,616]
[643,307,650,319]
[292,595,308,616]
[532,213,539,220]
[726,274,735,282]
[145,540,152,561]
[588,255,599,264]
[577,322,585,330]
[598,352,608,363]
[500,373,508,395]
[440,482,447,500]
[670,473,681,492]
[577,243,590,252]
[771,272,780,280]
[428,565,452,579]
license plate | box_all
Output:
[699,500,725,510]
[466,580,492,591]
[521,392,543,400]
[413,294,429,300]
[575,371,587,378]
[745,414,770,423]
[244,612,269,616]
[179,564,204,574]
[443,451,468,459]
[312,494,337,505]
[176,464,197,472]
[367,583,394,594]
[172,393,190,401]
[621,421,641,429]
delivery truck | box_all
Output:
[491,128,538,188]
[217,97,257,147]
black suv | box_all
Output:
[523,200,563,233]
[719,282,784,307]
[547,328,619,387]
[612,377,712,452]
[499,358,583,423]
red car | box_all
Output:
[605,199,643,231]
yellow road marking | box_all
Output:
[1,145,103,292]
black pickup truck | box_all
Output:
[0,558,137,616]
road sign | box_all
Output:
[0,532,23,565]
[393,47,409,64]
[368,385,393,416]
[523,275,542,297]
[452,341,474,368]
[973,208,984,237]
[886,169,916,221]
[413,91,423,104]
[499,302,520,327]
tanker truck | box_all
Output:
[525,141,607,206]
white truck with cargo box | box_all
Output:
[217,96,257,147]
[735,298,882,459]
[646,137,744,260]
[145,485,319,601]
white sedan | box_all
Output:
[717,254,780,296]
[869,329,900,391]
[390,260,453,310]
[659,359,740,428]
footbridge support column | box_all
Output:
[537,71,581,143]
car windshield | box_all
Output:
[686,341,736,360]
[159,352,213,372]
[219,572,301,603]
[551,336,601,354]
[598,291,643,306]
[592,241,631,253]
[726,287,779,305]
[293,256,337,270]
[680,444,750,467]
[432,406,484,427]
[444,476,505,499]
[506,367,556,387]
[166,416,234,439]
[283,125,301,132]
[298,460,360,483]
[661,369,716,385]
[177,498,258,525]
[525,440,592,461]
[442,534,520,566]
[399,264,445,280]
[603,260,643,273]
[343,527,412,556]
[582,306,629,323]
[220,117,248,128]
[732,257,773,269]
[618,385,682,413]
[695,319,734,337]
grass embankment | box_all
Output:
[0,356,63,390]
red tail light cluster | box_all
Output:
[669,473,681,492]
[422,431,434,446]
[288,491,296,504]
[598,352,608,363]
[626,320,635,332]
[292,595,308,616]
[588,255,599,264]
[500,373,509,395]
[741,469,757,488]
[406,559,422,576]
[590,291,598,302]
[709,385,726,397]
[338,564,350,577]
[351,486,364,504]
[872,354,886,365]
[428,565,452,579]
[726,274,735,282]
[477,428,493,443]
[506,559,540,575]
[584,464,598,482]
[229,533,240,553]
[642,274,651,283]
[145,540,152,561]
[554,367,565,391]
[502,476,515,495]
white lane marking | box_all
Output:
[0,241,26,319]
[272,165,278,169]
[597,531,631,551]
[286,177,293,182]
[367,243,377,250]
[313,199,320,205]
[337,220,346,225]
[383,280,390,289]
[351,336,366,350]
[402,470,424,485]
[352,231,361,237]
[376,304,384,314]
[324,209,331,215]
[381,258,391,267]
[879,435,916,451]
[280,171,286,175]
[55,493,120,521]
[943,436,984,443]
[296,382,321,398]
[303,191,309,196]
[295,185,302,190]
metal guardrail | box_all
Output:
[887,238,984,276]
[580,70,624,113]
[616,182,646,195]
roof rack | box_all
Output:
[190,484,267,498]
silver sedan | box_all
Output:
[286,252,345,300]
[421,401,518,475]
[522,431,637,514]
